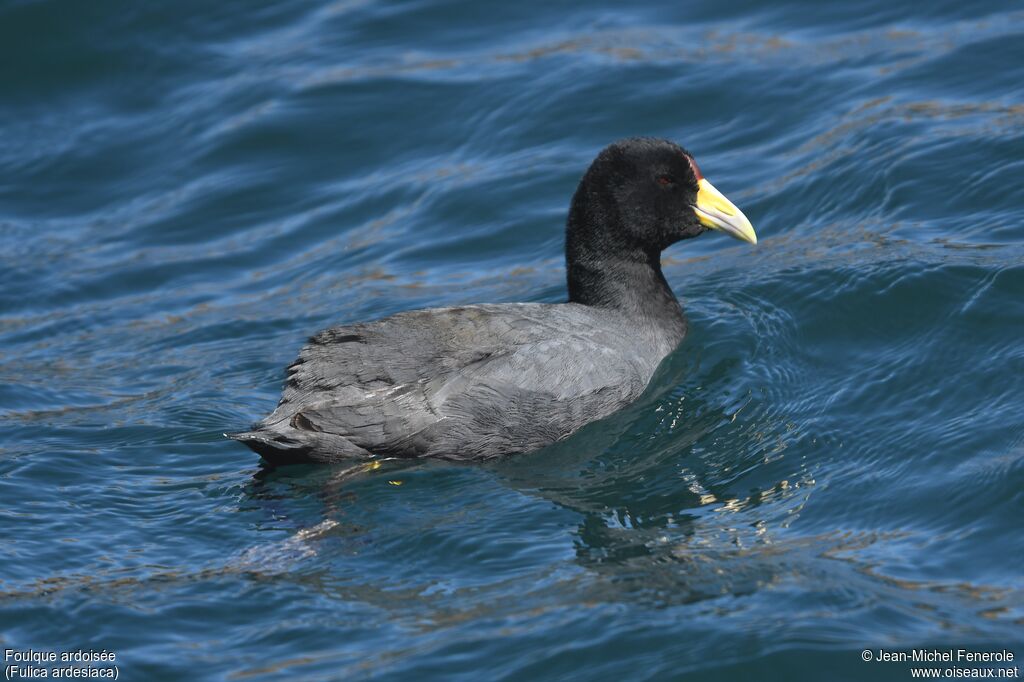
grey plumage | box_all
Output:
[231,303,683,463]
[230,137,755,464]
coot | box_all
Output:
[230,138,756,464]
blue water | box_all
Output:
[1,0,1022,679]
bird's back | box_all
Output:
[231,302,684,463]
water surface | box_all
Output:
[1,0,1022,679]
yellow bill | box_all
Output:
[692,178,757,245]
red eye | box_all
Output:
[657,175,674,186]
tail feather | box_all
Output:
[226,430,314,466]
[226,427,374,466]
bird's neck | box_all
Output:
[567,247,684,322]
[564,195,686,333]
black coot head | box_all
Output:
[571,137,756,253]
